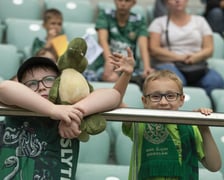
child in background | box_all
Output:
[0,47,135,179]
[122,70,221,180]
[89,0,153,83]
[31,8,63,62]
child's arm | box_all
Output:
[0,80,82,125]
[197,108,221,172]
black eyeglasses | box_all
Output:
[144,92,182,102]
[23,75,56,91]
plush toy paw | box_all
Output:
[84,114,106,135]
[78,114,106,142]
[78,131,90,142]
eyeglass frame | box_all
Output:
[144,92,183,102]
[23,75,57,92]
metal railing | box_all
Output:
[1,104,224,126]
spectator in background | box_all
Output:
[31,8,63,62]
[148,0,224,96]
[89,0,154,84]
[204,0,224,37]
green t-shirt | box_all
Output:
[89,9,148,71]
[122,123,204,180]
[0,116,79,180]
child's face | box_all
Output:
[142,77,185,111]
[21,68,57,99]
[43,16,63,35]
[114,0,136,15]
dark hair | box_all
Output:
[17,57,60,82]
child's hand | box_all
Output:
[109,47,135,75]
[58,120,81,139]
[50,105,83,124]
[195,107,213,116]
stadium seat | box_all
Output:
[180,87,212,111]
[78,131,110,164]
[97,2,147,20]
[209,126,224,176]
[114,132,132,165]
[0,24,4,43]
[199,168,223,180]
[5,18,45,53]
[76,163,129,180]
[63,22,97,41]
[45,0,95,23]
[208,58,224,80]
[212,32,224,59]
[211,89,224,113]
[0,44,21,80]
[90,82,143,144]
[0,0,42,22]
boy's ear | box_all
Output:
[179,94,185,107]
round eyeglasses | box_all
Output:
[144,92,182,102]
[23,75,57,91]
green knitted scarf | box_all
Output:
[138,124,198,180]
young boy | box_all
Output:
[31,8,63,62]
[89,0,153,82]
[0,47,135,179]
[122,70,221,180]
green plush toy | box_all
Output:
[49,37,106,142]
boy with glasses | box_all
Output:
[122,70,221,180]
[0,48,134,179]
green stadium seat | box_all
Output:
[5,18,45,53]
[209,126,224,176]
[0,0,42,22]
[63,22,97,41]
[114,132,132,165]
[180,87,212,111]
[212,32,224,59]
[45,0,95,23]
[199,168,223,180]
[208,58,224,80]
[78,131,110,164]
[211,89,224,113]
[0,44,21,80]
[76,163,129,180]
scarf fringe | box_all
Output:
[139,160,182,178]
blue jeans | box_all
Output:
[206,8,224,37]
[156,63,224,96]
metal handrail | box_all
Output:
[1,104,224,126]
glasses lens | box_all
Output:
[166,93,178,101]
[42,76,56,88]
[24,80,38,91]
[150,94,162,102]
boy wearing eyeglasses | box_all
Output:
[0,48,135,180]
[122,70,221,180]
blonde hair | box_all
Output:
[142,70,183,95]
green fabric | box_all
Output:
[138,124,181,179]
[89,9,148,71]
[122,123,203,180]
[0,116,79,180]
[31,37,46,56]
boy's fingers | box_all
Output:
[126,47,133,57]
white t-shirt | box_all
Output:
[148,15,212,55]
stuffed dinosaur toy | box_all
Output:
[49,37,106,142]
